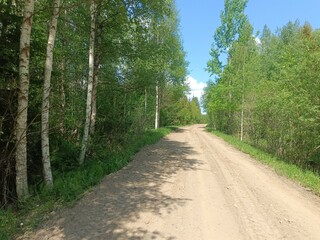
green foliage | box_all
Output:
[206,0,248,77]
[0,208,17,240]
[1,0,191,234]
[204,18,320,173]
[215,0,248,50]
[150,80,203,127]
[51,139,81,173]
[0,127,173,239]
[0,3,21,89]
[1,0,189,207]
[208,129,320,195]
[50,127,171,204]
[0,4,21,206]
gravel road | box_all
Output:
[19,125,320,240]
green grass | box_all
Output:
[0,127,172,240]
[207,128,320,195]
[0,208,17,240]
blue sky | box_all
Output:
[176,0,320,101]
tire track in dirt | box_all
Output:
[194,125,320,239]
[17,125,320,240]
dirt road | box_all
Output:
[20,125,320,240]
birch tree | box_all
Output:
[229,20,255,141]
[207,0,248,75]
[79,0,96,164]
[206,0,248,133]
[15,0,35,199]
[155,84,159,129]
[41,0,61,187]
[89,22,102,136]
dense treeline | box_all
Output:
[204,0,320,172]
[0,0,201,207]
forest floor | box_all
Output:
[17,125,320,240]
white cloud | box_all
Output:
[255,36,262,46]
[186,75,207,101]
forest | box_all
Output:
[0,0,202,209]
[204,0,320,173]
[2,0,320,239]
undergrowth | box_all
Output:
[207,128,320,196]
[0,127,172,240]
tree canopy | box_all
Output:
[0,0,202,206]
[204,0,320,172]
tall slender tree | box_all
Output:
[155,83,159,129]
[79,0,96,164]
[41,0,61,187]
[206,0,248,133]
[207,0,248,75]
[15,0,35,199]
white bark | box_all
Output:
[59,9,67,134]
[240,95,244,142]
[79,0,96,164]
[59,59,66,134]
[240,48,247,142]
[41,0,60,187]
[144,88,147,125]
[15,0,35,200]
[155,84,159,129]
[89,69,98,135]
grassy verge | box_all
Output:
[0,127,172,240]
[207,128,320,195]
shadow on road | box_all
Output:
[42,133,201,239]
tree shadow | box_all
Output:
[36,134,202,239]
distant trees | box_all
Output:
[0,0,197,206]
[205,0,320,171]
[161,87,202,126]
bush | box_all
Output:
[1,127,173,239]
[51,139,81,173]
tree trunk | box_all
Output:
[144,88,147,126]
[59,9,67,135]
[240,47,247,142]
[240,94,244,141]
[155,84,159,129]
[228,57,233,133]
[89,66,98,136]
[90,22,102,136]
[41,0,60,187]
[59,58,66,134]
[15,0,35,200]
[79,0,96,165]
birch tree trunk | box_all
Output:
[79,0,96,165]
[89,22,102,136]
[59,9,67,135]
[41,0,60,187]
[89,24,101,136]
[89,67,98,136]
[59,58,66,134]
[144,88,147,125]
[240,95,244,141]
[15,0,35,200]
[240,48,247,142]
[155,84,159,129]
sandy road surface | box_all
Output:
[19,125,320,240]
